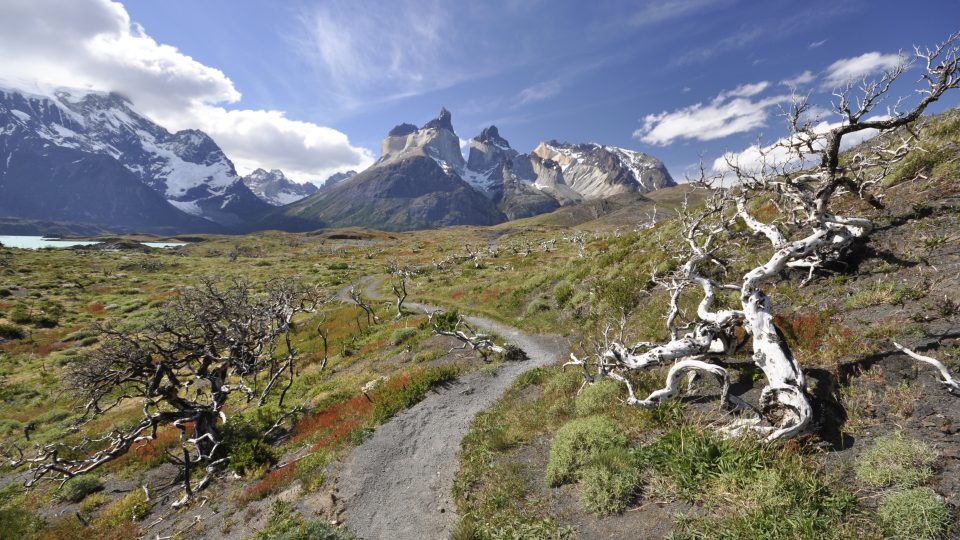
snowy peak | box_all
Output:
[464,125,518,195]
[242,168,318,206]
[531,140,674,199]
[0,86,268,226]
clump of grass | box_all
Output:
[96,489,150,527]
[412,350,440,363]
[641,428,863,539]
[877,487,951,539]
[390,327,417,345]
[574,378,622,417]
[545,415,627,487]
[255,499,355,540]
[369,365,460,424]
[57,475,104,503]
[855,431,936,488]
[579,447,643,516]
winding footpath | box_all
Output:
[332,276,568,539]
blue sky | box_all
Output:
[3,0,959,183]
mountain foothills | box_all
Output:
[0,87,675,234]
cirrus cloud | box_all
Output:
[0,0,373,183]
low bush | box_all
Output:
[574,379,622,417]
[0,322,25,340]
[580,447,643,515]
[855,432,935,488]
[57,475,104,503]
[391,327,417,345]
[545,416,627,486]
[877,487,951,539]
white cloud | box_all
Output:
[630,0,736,26]
[822,51,904,89]
[0,0,372,182]
[712,115,889,177]
[517,79,564,104]
[635,81,788,145]
[780,70,816,88]
[809,39,827,48]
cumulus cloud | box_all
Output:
[712,115,889,177]
[635,81,788,145]
[0,0,372,183]
[822,51,904,89]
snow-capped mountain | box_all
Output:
[0,86,268,227]
[242,168,318,206]
[530,141,674,198]
[263,108,676,231]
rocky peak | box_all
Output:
[422,107,454,132]
[475,125,510,149]
[322,170,357,189]
[388,123,418,137]
[379,108,464,171]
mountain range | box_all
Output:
[0,87,675,234]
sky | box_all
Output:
[2,0,959,184]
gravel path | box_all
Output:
[333,277,567,539]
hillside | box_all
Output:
[0,106,957,539]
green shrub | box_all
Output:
[228,440,278,475]
[327,262,349,270]
[0,322,25,340]
[255,499,355,540]
[430,310,460,332]
[877,487,951,539]
[574,379,622,417]
[580,448,643,515]
[855,432,935,488]
[222,407,283,474]
[391,327,417,345]
[545,416,627,486]
[57,476,104,503]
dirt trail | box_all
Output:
[332,276,567,539]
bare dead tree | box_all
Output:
[7,277,326,506]
[387,262,414,319]
[349,286,380,326]
[569,33,960,441]
[428,310,525,362]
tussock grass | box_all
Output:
[855,431,936,488]
[877,487,951,540]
